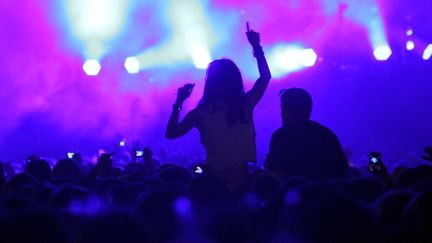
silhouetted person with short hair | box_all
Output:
[166,23,271,189]
[266,88,348,180]
[53,159,81,180]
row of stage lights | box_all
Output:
[81,47,319,77]
[82,33,432,77]
[82,55,208,76]
[370,28,432,61]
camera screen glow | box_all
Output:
[194,166,203,174]
[67,152,74,159]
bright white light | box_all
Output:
[300,49,317,67]
[423,44,432,60]
[406,41,415,51]
[191,45,212,69]
[267,44,316,78]
[65,0,130,59]
[373,46,392,61]
[83,60,101,76]
[119,140,126,147]
[367,16,392,61]
[124,56,140,74]
[406,29,414,36]
[135,0,217,70]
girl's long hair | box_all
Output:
[198,59,250,126]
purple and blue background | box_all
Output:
[0,0,431,168]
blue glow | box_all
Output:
[285,190,301,206]
[174,197,192,216]
[68,198,101,216]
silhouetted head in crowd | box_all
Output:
[53,159,81,180]
[350,176,386,203]
[109,183,148,205]
[377,191,413,226]
[405,189,432,234]
[280,88,312,125]
[200,59,249,125]
[25,159,52,181]
[7,173,37,194]
[50,184,93,210]
[201,59,244,105]
[251,173,282,203]
[157,165,191,184]
[395,165,432,189]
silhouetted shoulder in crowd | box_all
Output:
[266,88,348,180]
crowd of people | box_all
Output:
[1,24,432,243]
[1,144,432,242]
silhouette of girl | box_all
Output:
[166,23,271,189]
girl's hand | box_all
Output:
[246,22,260,47]
[176,83,195,104]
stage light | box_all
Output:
[82,60,101,76]
[267,44,316,78]
[423,44,432,60]
[124,56,140,74]
[406,41,415,51]
[267,45,303,78]
[406,29,414,36]
[191,44,212,69]
[373,45,392,61]
[300,49,317,67]
[64,0,130,60]
[119,140,126,147]
[366,14,392,62]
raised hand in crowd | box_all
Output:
[81,152,114,186]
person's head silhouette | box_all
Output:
[280,88,312,125]
[200,58,249,126]
[201,59,245,105]
[25,159,52,181]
